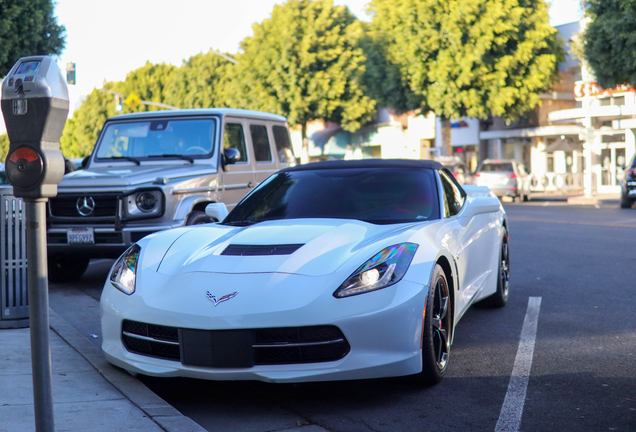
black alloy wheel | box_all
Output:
[479,227,510,308]
[419,264,451,385]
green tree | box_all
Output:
[60,62,178,157]
[225,0,376,157]
[367,0,564,154]
[582,0,636,89]
[0,133,9,161]
[164,50,233,109]
[0,0,65,76]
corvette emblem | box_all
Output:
[206,291,238,307]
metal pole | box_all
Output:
[584,82,594,196]
[25,198,55,432]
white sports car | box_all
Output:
[101,159,509,385]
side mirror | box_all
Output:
[223,147,241,165]
[81,155,90,169]
[205,202,228,222]
[458,196,501,226]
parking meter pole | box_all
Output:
[25,198,55,432]
[1,56,69,432]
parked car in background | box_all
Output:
[435,156,474,185]
[47,108,296,282]
[101,159,509,385]
[475,159,530,202]
[620,152,636,208]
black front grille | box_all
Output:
[46,232,123,245]
[131,231,154,243]
[122,320,180,361]
[49,194,118,218]
[221,244,303,256]
[121,320,350,366]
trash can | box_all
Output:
[0,187,28,329]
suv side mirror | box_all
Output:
[81,155,90,169]
[205,203,228,222]
[223,148,241,165]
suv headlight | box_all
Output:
[334,243,418,298]
[124,189,164,219]
[110,244,141,295]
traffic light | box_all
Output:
[66,62,76,85]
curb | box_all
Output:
[48,308,206,432]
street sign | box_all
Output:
[125,93,141,110]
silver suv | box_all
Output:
[475,159,530,202]
[47,108,295,281]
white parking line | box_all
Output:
[495,296,542,432]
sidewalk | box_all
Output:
[0,310,206,432]
[524,192,620,206]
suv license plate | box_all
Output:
[67,228,95,244]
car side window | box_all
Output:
[273,125,295,163]
[250,124,272,163]
[223,123,248,163]
[439,169,465,217]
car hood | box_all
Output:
[155,219,423,277]
[59,164,216,189]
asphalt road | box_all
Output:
[48,200,636,432]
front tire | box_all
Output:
[418,264,451,385]
[48,254,90,283]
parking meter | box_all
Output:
[0,56,68,432]
[1,55,68,198]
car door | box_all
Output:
[438,170,498,316]
[247,122,278,185]
[220,118,256,209]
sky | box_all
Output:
[53,0,584,102]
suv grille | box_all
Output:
[121,320,350,366]
[49,194,118,218]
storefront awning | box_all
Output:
[545,137,583,153]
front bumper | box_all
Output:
[100,271,428,383]
[47,223,182,258]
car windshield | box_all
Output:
[480,162,514,173]
[224,167,440,225]
[95,118,217,162]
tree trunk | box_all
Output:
[441,117,453,157]
[301,121,309,164]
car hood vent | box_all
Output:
[220,244,304,256]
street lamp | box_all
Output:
[99,89,179,111]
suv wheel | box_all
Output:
[620,193,633,209]
[185,210,214,225]
[48,254,90,283]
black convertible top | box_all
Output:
[281,159,443,172]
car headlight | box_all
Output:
[124,189,164,219]
[334,243,418,298]
[110,244,141,295]
[136,191,158,212]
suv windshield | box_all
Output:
[95,118,217,161]
[224,167,440,225]
[480,162,514,173]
